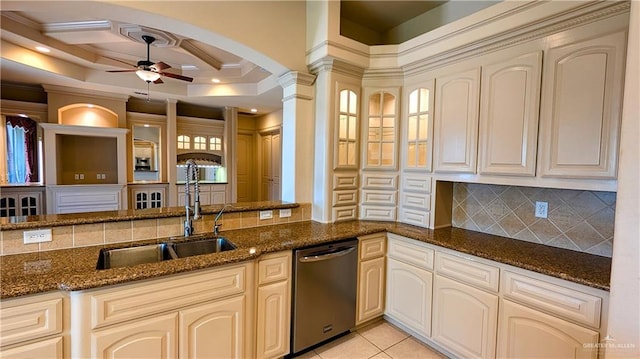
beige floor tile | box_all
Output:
[314,332,381,359]
[385,337,446,359]
[369,352,392,359]
[296,350,321,359]
[358,321,409,350]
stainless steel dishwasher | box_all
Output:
[290,239,358,356]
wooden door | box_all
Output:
[433,67,481,173]
[179,295,245,359]
[432,275,498,358]
[385,258,432,337]
[497,300,599,359]
[92,313,178,359]
[236,132,255,202]
[357,256,386,325]
[478,51,542,176]
[260,131,281,201]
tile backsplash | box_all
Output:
[452,183,616,257]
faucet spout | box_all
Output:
[213,204,231,237]
[184,159,201,237]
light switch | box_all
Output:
[259,210,273,220]
[279,208,292,218]
[24,229,52,244]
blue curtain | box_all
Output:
[6,123,27,183]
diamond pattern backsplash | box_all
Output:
[452,183,616,257]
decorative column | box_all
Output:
[278,71,316,204]
[224,107,238,203]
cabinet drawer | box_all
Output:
[258,252,291,285]
[399,208,430,228]
[502,271,603,328]
[333,190,358,206]
[358,233,386,260]
[362,173,398,190]
[361,190,397,205]
[0,295,63,347]
[435,252,499,293]
[400,192,431,210]
[387,234,434,270]
[402,175,432,193]
[360,206,396,221]
[85,264,247,329]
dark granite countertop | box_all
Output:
[0,201,298,231]
[0,221,612,299]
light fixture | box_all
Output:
[250,108,258,113]
[211,78,220,83]
[35,46,50,53]
[136,69,161,83]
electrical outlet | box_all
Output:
[279,208,292,218]
[259,210,273,220]
[535,201,548,218]
[23,229,52,244]
[79,174,84,180]
[96,174,101,179]
[74,174,80,180]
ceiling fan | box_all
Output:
[106,35,193,84]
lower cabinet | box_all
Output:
[0,291,65,359]
[255,251,292,359]
[92,313,178,358]
[385,234,434,338]
[180,296,245,359]
[356,233,386,325]
[497,300,599,359]
[70,262,253,359]
[432,275,498,358]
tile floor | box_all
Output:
[295,320,447,359]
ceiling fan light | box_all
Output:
[136,69,161,82]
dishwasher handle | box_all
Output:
[299,246,356,263]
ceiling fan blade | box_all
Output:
[102,55,138,69]
[160,72,194,82]
[152,61,171,71]
[153,78,164,84]
[106,69,137,73]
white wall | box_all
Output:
[605,1,640,357]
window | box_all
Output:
[177,135,190,149]
[209,136,222,151]
[194,136,207,150]
[4,116,38,183]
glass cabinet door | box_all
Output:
[336,89,359,168]
[365,91,397,168]
[406,88,431,170]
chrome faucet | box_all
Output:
[213,204,231,237]
[183,159,201,237]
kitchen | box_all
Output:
[1,1,638,358]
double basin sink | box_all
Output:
[96,236,237,270]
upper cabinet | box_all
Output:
[403,83,434,172]
[478,51,542,177]
[433,68,481,174]
[335,88,360,170]
[538,31,626,179]
[362,89,399,170]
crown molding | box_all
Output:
[308,57,365,79]
[42,84,130,102]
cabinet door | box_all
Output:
[363,90,398,169]
[497,300,599,359]
[357,256,386,325]
[433,67,480,173]
[92,313,178,359]
[0,336,63,359]
[179,295,245,359]
[538,31,626,179]
[385,258,433,337]
[478,51,542,176]
[256,281,290,359]
[432,275,498,358]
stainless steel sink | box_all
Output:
[96,243,174,269]
[96,237,237,269]
[170,237,237,258]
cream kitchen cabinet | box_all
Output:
[538,30,626,179]
[178,183,226,206]
[356,233,386,325]
[362,88,399,170]
[431,251,500,359]
[498,300,599,359]
[0,292,66,359]
[128,183,167,209]
[255,251,291,359]
[92,312,177,358]
[70,262,253,359]
[385,234,434,338]
[433,67,481,174]
[478,51,542,176]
